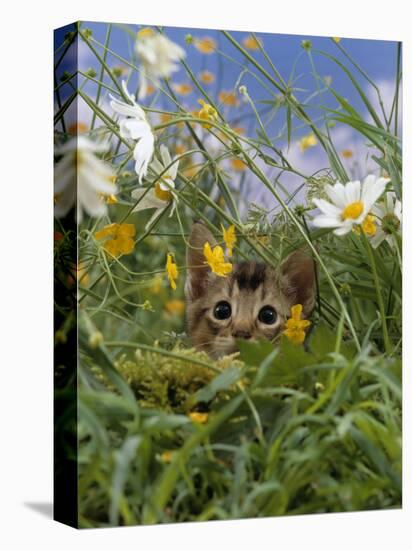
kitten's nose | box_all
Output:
[233,329,252,340]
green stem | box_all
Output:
[91,24,112,130]
[361,232,391,353]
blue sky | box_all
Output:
[54,21,401,210]
[55,20,399,121]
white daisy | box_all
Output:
[54,136,117,222]
[312,174,389,236]
[131,145,179,229]
[135,28,185,99]
[110,80,155,183]
[370,192,402,249]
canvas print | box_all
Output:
[54,21,402,528]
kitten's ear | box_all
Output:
[281,249,317,316]
[185,221,217,300]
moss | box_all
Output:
[94,346,244,413]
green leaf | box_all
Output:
[238,338,275,366]
[109,435,141,525]
[309,322,336,359]
[194,367,243,403]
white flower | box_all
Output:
[135,28,185,99]
[54,136,117,222]
[131,145,179,229]
[370,191,402,248]
[312,174,389,236]
[110,80,155,183]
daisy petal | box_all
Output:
[312,198,342,218]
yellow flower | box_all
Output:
[77,262,89,285]
[183,163,202,179]
[194,37,216,54]
[68,262,90,287]
[353,214,377,236]
[159,450,174,463]
[221,224,237,257]
[232,126,245,135]
[230,158,247,172]
[189,412,209,424]
[312,175,388,236]
[67,121,88,135]
[196,99,218,128]
[149,274,163,294]
[332,37,341,43]
[154,182,172,202]
[203,242,232,277]
[95,223,136,257]
[145,84,156,96]
[341,149,353,159]
[137,27,155,39]
[160,113,172,124]
[172,82,193,96]
[89,331,104,349]
[166,253,178,290]
[283,304,311,344]
[98,174,118,204]
[299,133,318,152]
[165,299,185,315]
[218,90,239,107]
[175,144,187,155]
[242,35,262,50]
[199,70,215,84]
[341,201,363,221]
[105,193,118,204]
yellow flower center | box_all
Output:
[68,121,88,134]
[138,28,155,39]
[341,149,353,159]
[242,35,262,50]
[199,70,215,84]
[230,158,247,171]
[194,37,216,54]
[173,83,193,96]
[361,214,377,236]
[299,133,318,152]
[341,201,364,221]
[106,194,118,205]
[218,90,238,107]
[154,181,172,202]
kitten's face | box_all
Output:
[185,222,316,358]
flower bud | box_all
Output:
[89,331,103,349]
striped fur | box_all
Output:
[185,222,316,358]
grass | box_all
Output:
[53,22,402,527]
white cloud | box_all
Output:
[365,78,403,132]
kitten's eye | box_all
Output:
[214,301,232,320]
[258,306,277,325]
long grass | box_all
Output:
[53,22,402,527]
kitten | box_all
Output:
[185,221,316,358]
